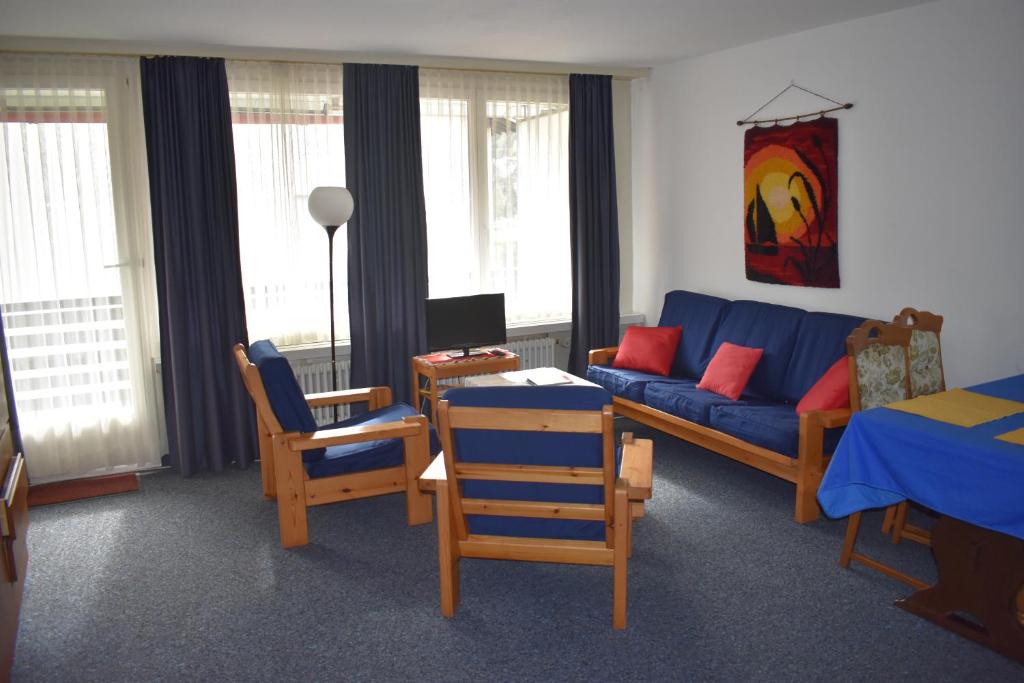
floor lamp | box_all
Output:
[308,186,354,422]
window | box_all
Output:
[420,70,571,324]
[227,61,346,347]
[0,53,162,481]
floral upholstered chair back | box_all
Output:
[846,321,913,411]
[891,308,945,398]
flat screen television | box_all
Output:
[425,293,507,357]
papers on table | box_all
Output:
[887,388,1024,428]
[522,367,575,386]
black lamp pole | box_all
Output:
[324,223,340,423]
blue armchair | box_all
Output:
[233,340,439,548]
[428,385,653,629]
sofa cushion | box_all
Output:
[657,290,731,378]
[709,403,845,458]
[781,311,867,404]
[697,342,764,401]
[707,300,806,401]
[586,365,685,402]
[248,339,324,461]
[612,325,682,376]
[444,385,616,541]
[644,380,765,426]
[304,402,440,479]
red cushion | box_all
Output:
[611,325,683,377]
[795,357,850,415]
[697,342,764,400]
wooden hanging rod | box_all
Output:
[737,102,853,126]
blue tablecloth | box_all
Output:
[818,374,1024,540]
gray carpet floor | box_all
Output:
[12,419,1021,681]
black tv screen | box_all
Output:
[425,293,507,355]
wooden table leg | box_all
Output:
[895,515,1024,664]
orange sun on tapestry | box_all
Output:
[744,117,838,288]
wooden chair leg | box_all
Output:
[258,416,276,500]
[273,436,309,548]
[891,502,910,544]
[612,481,629,630]
[840,509,928,588]
[881,505,897,535]
[626,509,634,559]
[437,480,460,617]
[839,511,862,568]
[402,417,433,526]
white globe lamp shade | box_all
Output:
[308,186,354,227]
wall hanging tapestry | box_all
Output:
[743,117,839,288]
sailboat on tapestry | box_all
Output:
[744,118,839,288]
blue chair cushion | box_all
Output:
[586,364,689,402]
[780,311,868,404]
[708,403,845,458]
[248,340,324,460]
[706,300,806,401]
[304,402,441,479]
[643,380,767,426]
[658,290,731,378]
[444,386,616,541]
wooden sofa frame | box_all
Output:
[588,347,849,523]
[233,344,433,548]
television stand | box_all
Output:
[411,349,520,427]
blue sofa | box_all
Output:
[587,290,867,523]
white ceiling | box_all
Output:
[1,0,934,67]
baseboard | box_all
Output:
[28,472,140,507]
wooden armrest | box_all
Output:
[305,386,392,408]
[806,408,853,429]
[418,452,447,492]
[588,346,619,366]
[619,432,653,500]
[288,415,423,451]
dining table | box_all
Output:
[817,374,1024,663]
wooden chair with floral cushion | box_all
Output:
[881,308,946,545]
[838,321,929,588]
[893,307,945,397]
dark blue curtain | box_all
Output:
[567,74,621,376]
[140,56,256,476]
[343,63,429,406]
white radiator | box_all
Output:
[291,357,352,425]
[504,337,556,369]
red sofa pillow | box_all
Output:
[612,325,682,377]
[796,357,850,415]
[697,342,764,400]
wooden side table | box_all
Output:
[411,351,520,427]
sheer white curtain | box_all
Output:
[0,53,163,481]
[419,69,571,324]
[227,60,346,347]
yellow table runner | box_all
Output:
[995,427,1024,445]
[887,388,1024,428]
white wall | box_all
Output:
[632,0,1024,388]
